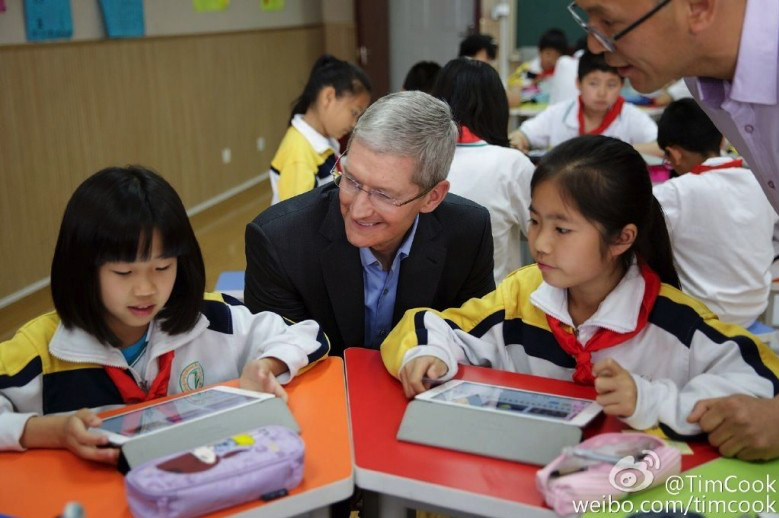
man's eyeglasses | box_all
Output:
[567,0,672,53]
[331,155,431,209]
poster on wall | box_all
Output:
[99,0,144,38]
[23,0,73,41]
[260,0,284,11]
[0,1,6,13]
[193,0,229,12]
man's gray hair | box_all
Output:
[347,91,458,190]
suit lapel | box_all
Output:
[320,195,365,346]
[394,213,446,323]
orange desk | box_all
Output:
[345,348,718,518]
[0,357,352,518]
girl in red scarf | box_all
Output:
[383,135,779,438]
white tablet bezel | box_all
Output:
[415,379,602,427]
[92,386,274,445]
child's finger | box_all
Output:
[594,375,617,394]
[592,357,618,377]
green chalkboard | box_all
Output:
[515,0,584,50]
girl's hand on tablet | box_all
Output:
[21,410,119,464]
[240,358,289,402]
[399,357,448,398]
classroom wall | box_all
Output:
[0,1,344,306]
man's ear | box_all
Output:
[609,223,637,258]
[418,180,450,214]
[686,0,717,34]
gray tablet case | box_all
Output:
[397,399,583,465]
[118,397,299,474]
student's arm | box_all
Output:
[509,129,531,152]
[627,105,659,149]
[18,411,119,463]
[652,181,682,236]
[508,152,535,236]
[244,220,311,322]
[622,319,779,437]
[276,161,317,202]
[230,302,329,386]
[634,141,664,158]
[380,287,512,396]
[515,107,553,151]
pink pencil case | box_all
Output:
[125,425,304,518]
[536,432,681,516]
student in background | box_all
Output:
[382,135,779,437]
[402,61,441,94]
[0,166,328,461]
[431,58,534,283]
[653,99,778,327]
[458,33,498,63]
[508,28,569,102]
[270,54,371,204]
[511,51,656,154]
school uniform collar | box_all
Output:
[695,0,778,107]
[291,114,340,155]
[48,315,210,367]
[530,261,645,334]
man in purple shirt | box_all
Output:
[569,0,779,461]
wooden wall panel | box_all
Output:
[0,27,324,302]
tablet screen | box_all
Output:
[100,389,260,438]
[428,381,591,422]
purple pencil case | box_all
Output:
[125,425,304,518]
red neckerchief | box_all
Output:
[536,66,555,82]
[458,126,483,144]
[578,95,626,136]
[545,262,661,385]
[690,159,743,175]
[104,350,175,404]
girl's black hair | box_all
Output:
[430,58,510,147]
[51,165,206,347]
[531,135,680,288]
[290,54,372,123]
[402,61,442,93]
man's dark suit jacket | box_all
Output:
[245,183,496,357]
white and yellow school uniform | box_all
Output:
[269,114,340,204]
[0,293,329,450]
[518,98,657,150]
[381,263,779,437]
[654,157,779,326]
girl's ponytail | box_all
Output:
[289,54,372,123]
[636,197,680,288]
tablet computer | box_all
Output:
[93,386,274,445]
[415,380,601,427]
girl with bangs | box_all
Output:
[0,166,328,463]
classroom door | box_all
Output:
[388,0,476,92]
[355,0,390,98]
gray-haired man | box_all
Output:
[245,91,495,357]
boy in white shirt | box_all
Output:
[653,99,778,327]
[511,50,657,153]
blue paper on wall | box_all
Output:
[23,0,73,41]
[99,0,144,38]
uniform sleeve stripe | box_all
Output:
[648,296,698,348]
[307,328,330,363]
[414,311,429,346]
[0,356,42,389]
[503,319,577,369]
[697,323,779,395]
[658,422,708,442]
[201,299,234,335]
